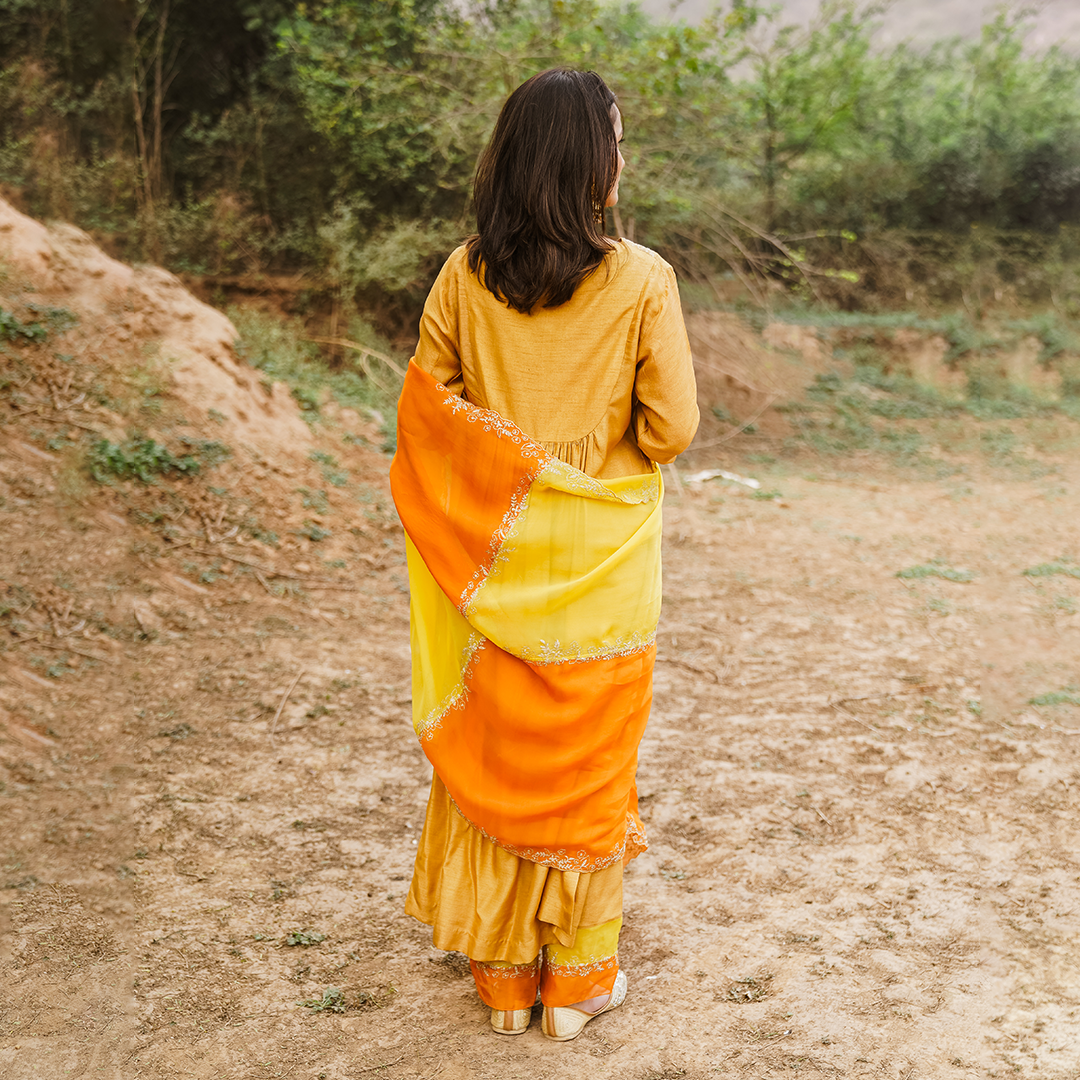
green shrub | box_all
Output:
[285,929,326,947]
[896,561,975,583]
[0,308,46,343]
[230,308,402,439]
[297,986,345,1013]
[1022,559,1080,579]
[1029,687,1080,707]
[88,434,231,483]
[1,304,78,345]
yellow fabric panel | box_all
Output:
[466,469,663,662]
[405,538,480,737]
[544,916,622,968]
[406,775,623,965]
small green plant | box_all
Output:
[896,560,975,583]
[299,521,332,542]
[0,307,46,342]
[298,487,329,513]
[89,437,196,482]
[297,986,345,1013]
[179,437,232,468]
[285,929,326,947]
[292,385,321,413]
[88,434,230,483]
[29,303,78,336]
[752,488,783,501]
[242,516,279,546]
[808,371,844,396]
[310,450,349,486]
[0,304,78,342]
[1023,559,1080,580]
[1029,687,1080,707]
[46,657,72,678]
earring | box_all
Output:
[593,200,605,226]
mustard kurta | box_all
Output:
[411,240,699,477]
[404,238,699,963]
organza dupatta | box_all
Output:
[390,362,662,873]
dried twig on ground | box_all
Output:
[269,670,304,738]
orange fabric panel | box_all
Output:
[390,362,539,604]
[541,954,619,1008]
[469,938,620,1009]
[470,960,541,1010]
[422,639,654,867]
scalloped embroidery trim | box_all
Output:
[538,456,660,505]
[518,631,656,665]
[446,791,648,873]
[543,953,619,978]
[415,632,486,741]
[471,958,542,978]
[459,477,533,617]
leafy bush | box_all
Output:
[230,307,401,435]
[5,0,1080,316]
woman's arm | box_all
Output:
[633,262,699,463]
[412,254,465,396]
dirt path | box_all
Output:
[3,445,1079,1080]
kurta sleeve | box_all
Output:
[412,252,465,396]
[632,261,699,463]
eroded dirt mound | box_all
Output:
[1,198,310,459]
[686,313,843,446]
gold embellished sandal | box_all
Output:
[490,1007,531,1035]
[541,969,627,1042]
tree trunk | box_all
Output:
[131,1,169,261]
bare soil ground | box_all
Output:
[2,200,1080,1080]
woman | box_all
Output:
[390,68,698,1041]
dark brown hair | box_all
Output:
[466,69,619,314]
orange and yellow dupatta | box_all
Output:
[390,362,662,873]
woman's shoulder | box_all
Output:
[605,239,676,293]
[424,245,475,307]
[613,238,669,268]
[437,244,471,280]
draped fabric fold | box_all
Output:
[390,361,663,873]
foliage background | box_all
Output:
[1,0,1078,322]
